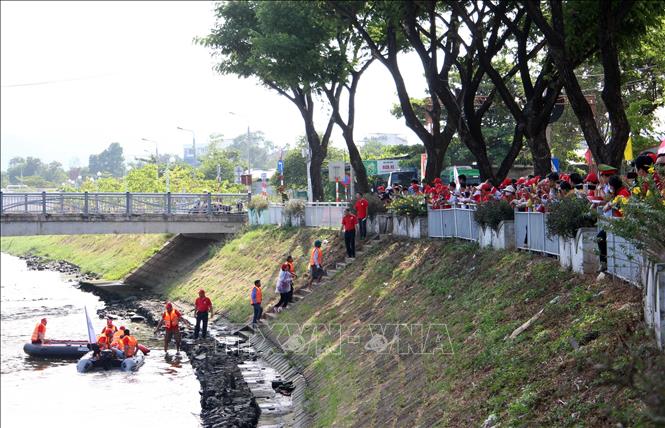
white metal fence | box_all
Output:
[249,202,346,228]
[514,210,560,256]
[427,206,479,241]
[606,231,643,285]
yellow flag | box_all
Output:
[624,135,634,161]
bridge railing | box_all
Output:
[0,192,250,216]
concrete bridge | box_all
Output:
[0,192,249,236]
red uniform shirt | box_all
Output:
[195,297,212,312]
[342,214,358,232]
[354,198,369,219]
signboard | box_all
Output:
[260,172,267,181]
[377,159,400,173]
[277,160,284,174]
[362,160,378,176]
[328,161,345,182]
[240,174,252,186]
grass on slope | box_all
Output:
[272,239,665,427]
[163,226,346,323]
[0,234,170,280]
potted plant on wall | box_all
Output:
[546,196,597,273]
[348,193,386,234]
[473,200,515,249]
[247,196,269,225]
[283,199,306,227]
[388,195,428,238]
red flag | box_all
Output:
[584,149,593,166]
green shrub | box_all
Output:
[284,199,305,217]
[348,193,386,218]
[247,196,269,212]
[473,200,514,232]
[388,195,427,218]
[546,196,596,239]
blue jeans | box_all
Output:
[113,349,125,359]
[252,303,263,324]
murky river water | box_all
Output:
[0,253,202,426]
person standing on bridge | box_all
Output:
[154,302,189,354]
[31,318,47,344]
[193,289,213,340]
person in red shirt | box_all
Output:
[341,208,358,258]
[154,302,189,353]
[193,289,213,340]
[354,192,369,240]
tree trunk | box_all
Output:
[342,130,370,194]
[528,126,552,177]
[309,148,325,202]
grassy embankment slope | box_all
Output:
[271,238,664,427]
[160,226,345,323]
[0,235,170,280]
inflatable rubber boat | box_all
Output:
[23,340,90,359]
[76,349,145,373]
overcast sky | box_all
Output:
[0,1,427,170]
[2,1,662,171]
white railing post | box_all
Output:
[206,192,213,216]
[60,192,64,213]
[24,194,28,212]
[166,192,171,215]
[42,191,47,214]
[125,192,132,216]
[83,192,89,216]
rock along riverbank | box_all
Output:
[21,254,261,428]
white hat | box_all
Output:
[502,185,516,193]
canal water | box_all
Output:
[0,253,202,426]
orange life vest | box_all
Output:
[112,329,125,341]
[163,310,180,329]
[250,285,262,305]
[309,247,323,266]
[97,335,109,350]
[123,336,138,357]
[31,322,46,343]
[286,261,295,274]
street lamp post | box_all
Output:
[176,126,197,166]
[141,138,159,161]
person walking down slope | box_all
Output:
[31,318,47,344]
[193,289,213,340]
[354,192,369,240]
[250,280,263,326]
[341,208,357,258]
[307,240,324,287]
[154,302,190,354]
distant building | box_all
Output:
[362,133,408,146]
[183,143,209,166]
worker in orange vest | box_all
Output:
[306,240,324,287]
[285,255,297,303]
[110,327,126,357]
[31,318,47,344]
[154,302,190,353]
[120,328,139,358]
[96,334,110,350]
[250,280,263,326]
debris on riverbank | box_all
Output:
[90,288,261,428]
[21,254,99,281]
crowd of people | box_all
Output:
[371,152,664,218]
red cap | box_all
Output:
[119,326,125,330]
[585,172,598,184]
[433,177,443,184]
[500,178,512,188]
[516,177,526,185]
[166,302,173,309]
[41,318,47,324]
[106,319,113,324]
[198,289,205,294]
[480,183,492,191]
[646,152,657,163]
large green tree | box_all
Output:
[198,1,372,200]
[88,142,126,177]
